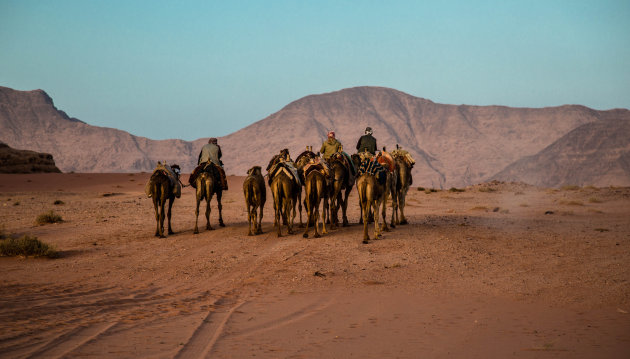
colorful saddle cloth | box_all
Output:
[357,158,387,185]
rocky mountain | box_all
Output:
[0,87,202,173]
[492,119,630,187]
[1,85,629,187]
[0,142,61,173]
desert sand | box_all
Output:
[1,173,629,358]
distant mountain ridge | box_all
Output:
[1,85,629,187]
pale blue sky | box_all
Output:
[1,1,629,140]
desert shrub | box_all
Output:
[588,197,602,203]
[417,187,425,191]
[560,200,584,206]
[0,235,59,258]
[470,206,488,211]
[478,187,496,193]
[35,210,63,225]
[53,200,65,205]
[449,187,465,192]
[561,185,580,191]
[13,201,20,206]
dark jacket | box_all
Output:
[356,134,377,155]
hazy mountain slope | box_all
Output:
[0,87,198,172]
[492,119,630,187]
[2,85,629,187]
[218,87,629,187]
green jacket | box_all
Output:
[320,138,342,159]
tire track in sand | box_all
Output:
[175,297,246,359]
[25,321,118,359]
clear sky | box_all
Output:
[1,1,629,140]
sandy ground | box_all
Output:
[0,173,629,358]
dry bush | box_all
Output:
[561,185,580,191]
[0,234,59,258]
[53,200,65,205]
[588,197,602,203]
[449,187,465,193]
[35,210,63,225]
[470,206,488,211]
[560,200,584,206]
[478,187,496,193]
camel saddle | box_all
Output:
[303,157,330,178]
[268,161,301,187]
[357,158,387,185]
[295,150,317,165]
[189,162,228,191]
[391,149,416,168]
[376,151,396,172]
[145,162,181,198]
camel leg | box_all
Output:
[314,200,321,238]
[359,201,363,224]
[381,191,390,233]
[153,196,161,237]
[342,187,351,227]
[298,191,304,228]
[205,196,213,230]
[257,203,264,234]
[159,195,166,238]
[321,195,328,235]
[399,189,408,225]
[274,192,282,237]
[373,199,381,240]
[194,195,201,234]
[217,191,225,227]
[303,195,311,239]
[247,202,253,236]
[167,197,175,235]
[285,197,294,235]
[362,202,370,244]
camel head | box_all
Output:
[247,166,262,177]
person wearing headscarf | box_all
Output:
[197,137,228,190]
[320,131,343,160]
[198,137,222,166]
[356,126,377,155]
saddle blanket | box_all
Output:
[358,159,387,185]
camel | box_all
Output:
[326,152,354,228]
[192,162,225,234]
[356,157,390,243]
[147,163,181,238]
[302,169,328,238]
[267,150,301,237]
[391,147,415,225]
[243,166,266,235]
[270,169,299,237]
[294,149,319,227]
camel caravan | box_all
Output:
[145,130,415,244]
